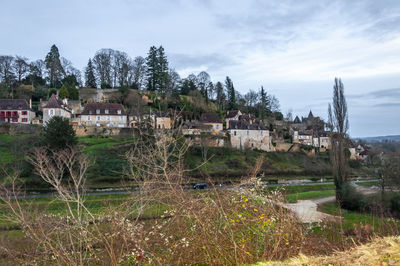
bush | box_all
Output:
[390,193,400,214]
[340,183,367,211]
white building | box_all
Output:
[42,94,72,124]
[80,103,127,128]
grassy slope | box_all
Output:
[1,134,372,188]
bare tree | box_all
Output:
[93,49,114,87]
[0,55,15,88]
[131,56,146,90]
[13,56,29,83]
[328,77,349,202]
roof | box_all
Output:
[0,99,31,110]
[226,110,241,118]
[81,103,126,116]
[43,94,65,109]
[239,114,255,121]
[200,113,222,123]
[293,116,301,123]
[308,110,314,118]
[228,120,266,130]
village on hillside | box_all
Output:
[0,89,368,160]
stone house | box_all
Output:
[200,113,223,133]
[153,112,171,129]
[293,130,314,146]
[227,120,271,151]
[42,94,72,124]
[225,110,242,128]
[80,103,127,128]
[0,99,35,124]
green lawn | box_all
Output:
[285,190,336,203]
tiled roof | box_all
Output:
[200,113,222,123]
[293,116,301,123]
[43,94,65,109]
[226,110,241,118]
[81,103,126,116]
[0,99,31,110]
[228,120,266,130]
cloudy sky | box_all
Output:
[1,0,400,137]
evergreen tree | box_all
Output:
[45,44,64,88]
[225,76,236,110]
[145,46,158,91]
[85,58,97,88]
[59,84,69,99]
[259,86,269,119]
[157,46,169,94]
[44,116,77,150]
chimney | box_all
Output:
[29,99,32,109]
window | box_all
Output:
[0,111,4,117]
[12,111,18,117]
[260,131,263,136]
[22,118,27,122]
[18,104,22,109]
[234,131,237,136]
[12,118,18,122]
[247,130,249,136]
[87,116,91,121]
[89,110,93,115]
[106,116,110,121]
[117,110,121,115]
[22,111,27,115]
[215,124,220,130]
[105,109,109,114]
[97,116,101,121]
[96,109,100,114]
[119,116,124,121]
[49,109,54,116]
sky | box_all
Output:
[1,0,400,137]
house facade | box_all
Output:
[227,120,271,151]
[80,103,127,128]
[42,94,72,124]
[0,99,35,124]
[200,113,223,133]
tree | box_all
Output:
[157,46,169,94]
[0,55,15,89]
[328,77,349,203]
[85,58,97,88]
[13,56,29,83]
[225,76,236,110]
[258,86,270,119]
[215,81,225,109]
[145,46,158,91]
[26,59,46,86]
[197,71,211,101]
[93,49,113,88]
[43,116,77,150]
[45,45,65,88]
[131,56,146,90]
[59,84,69,99]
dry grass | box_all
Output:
[259,236,400,265]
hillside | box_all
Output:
[0,134,373,189]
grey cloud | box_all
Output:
[169,53,237,73]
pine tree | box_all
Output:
[145,46,158,91]
[225,76,236,110]
[85,58,97,88]
[45,44,64,88]
[157,46,169,94]
[259,86,270,119]
[59,84,69,99]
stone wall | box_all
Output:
[73,125,137,137]
[0,124,42,135]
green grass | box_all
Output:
[285,190,336,203]
[319,203,400,231]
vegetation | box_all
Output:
[43,116,77,150]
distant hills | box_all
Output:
[356,135,400,143]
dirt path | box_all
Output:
[283,182,380,223]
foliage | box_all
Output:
[58,84,69,99]
[84,58,97,88]
[43,116,77,150]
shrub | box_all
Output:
[390,193,400,214]
[340,183,367,211]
